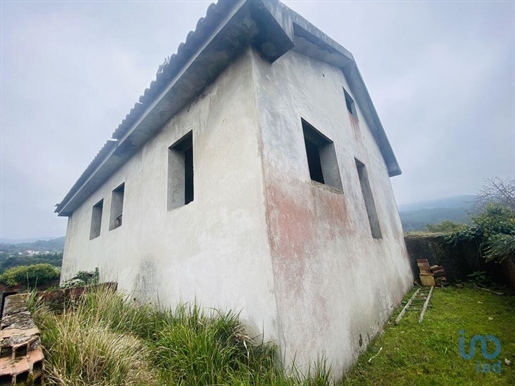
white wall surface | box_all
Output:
[61,50,280,342]
[251,49,412,376]
[62,46,412,378]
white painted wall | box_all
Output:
[62,46,412,377]
[250,50,412,376]
[61,50,280,342]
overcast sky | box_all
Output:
[1,0,514,240]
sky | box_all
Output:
[1,0,514,240]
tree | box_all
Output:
[451,178,515,289]
[475,177,515,211]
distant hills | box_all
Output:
[0,196,481,247]
[0,236,65,254]
[398,195,476,232]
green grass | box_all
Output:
[29,288,333,386]
[28,286,514,385]
[341,286,515,386]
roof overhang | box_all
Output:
[56,0,401,217]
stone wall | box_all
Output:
[404,234,508,285]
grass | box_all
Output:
[28,286,514,385]
[341,286,515,386]
[29,288,333,386]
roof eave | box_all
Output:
[56,0,402,216]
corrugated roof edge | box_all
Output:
[56,0,401,216]
[55,0,236,215]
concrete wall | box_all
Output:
[251,50,412,376]
[61,50,280,342]
[62,46,412,377]
[404,234,511,286]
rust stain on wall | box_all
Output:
[265,181,316,297]
[312,185,351,238]
[349,114,361,141]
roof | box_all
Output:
[55,0,401,217]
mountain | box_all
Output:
[398,195,476,232]
[398,195,477,212]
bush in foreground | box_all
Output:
[29,288,334,386]
[0,263,60,287]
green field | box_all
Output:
[342,286,514,386]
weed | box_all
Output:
[30,288,337,386]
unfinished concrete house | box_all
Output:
[56,0,413,376]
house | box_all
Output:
[55,0,413,376]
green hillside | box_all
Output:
[398,195,475,232]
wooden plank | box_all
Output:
[475,286,504,296]
[418,285,435,324]
[395,288,420,324]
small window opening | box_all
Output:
[168,131,194,210]
[355,159,382,239]
[302,119,342,190]
[90,199,103,239]
[343,88,357,118]
[109,183,125,230]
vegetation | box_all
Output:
[0,263,60,287]
[29,286,515,386]
[0,237,64,276]
[448,201,515,264]
[342,286,515,386]
[30,288,333,386]
[0,252,62,274]
[60,268,100,288]
[425,220,469,233]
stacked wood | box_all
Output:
[417,259,435,286]
[430,265,448,285]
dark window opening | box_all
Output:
[355,159,382,239]
[90,199,103,239]
[184,146,194,205]
[343,88,358,118]
[304,138,324,184]
[168,131,194,210]
[302,119,342,190]
[109,183,125,230]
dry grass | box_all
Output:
[29,288,333,386]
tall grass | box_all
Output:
[29,288,335,386]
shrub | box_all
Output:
[0,263,60,287]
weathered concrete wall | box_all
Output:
[251,50,412,375]
[61,46,412,377]
[405,234,510,285]
[61,50,280,342]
